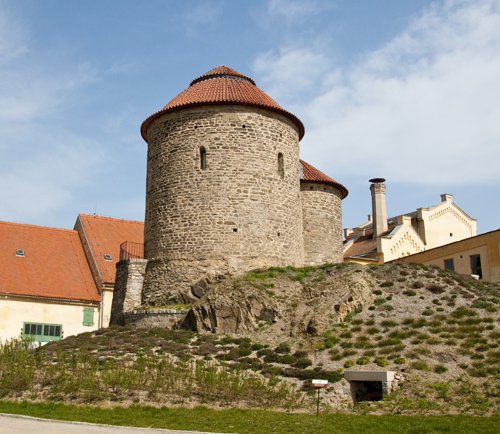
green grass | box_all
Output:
[0,401,498,434]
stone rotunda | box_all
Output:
[112,66,348,322]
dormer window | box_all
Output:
[16,249,25,257]
[104,254,113,261]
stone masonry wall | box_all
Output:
[301,182,343,265]
[110,259,148,325]
[142,105,303,305]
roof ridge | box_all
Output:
[0,220,76,233]
[78,213,144,224]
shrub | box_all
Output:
[427,284,445,294]
[381,320,397,328]
[341,349,357,358]
[394,357,407,365]
[323,335,340,349]
[472,298,493,309]
[293,357,312,369]
[412,281,424,289]
[380,281,394,288]
[344,360,355,368]
[356,356,370,365]
[375,357,389,367]
[373,289,383,295]
[451,306,477,318]
[274,342,291,354]
[411,360,430,371]
[374,298,386,305]
[403,289,416,296]
[434,365,448,374]
[422,308,434,316]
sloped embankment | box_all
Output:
[0,263,498,414]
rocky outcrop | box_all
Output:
[179,264,375,342]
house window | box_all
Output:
[200,146,207,170]
[83,307,95,326]
[470,254,482,279]
[277,153,284,179]
[23,322,62,342]
[444,259,454,271]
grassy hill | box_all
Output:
[0,262,498,416]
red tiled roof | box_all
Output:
[77,214,144,285]
[141,65,304,141]
[343,235,378,259]
[190,66,256,86]
[0,221,99,302]
[300,160,348,198]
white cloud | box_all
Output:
[0,3,104,223]
[267,0,335,23]
[0,136,105,222]
[253,46,333,104]
[256,0,500,186]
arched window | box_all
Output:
[200,146,207,170]
[277,152,284,179]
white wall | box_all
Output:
[0,298,99,343]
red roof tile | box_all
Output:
[0,221,99,302]
[190,66,256,86]
[343,235,378,259]
[77,214,144,285]
[141,65,304,141]
[300,160,348,198]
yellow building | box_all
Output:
[394,229,500,283]
[344,179,477,263]
[0,215,144,343]
[0,221,100,344]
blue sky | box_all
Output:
[0,0,498,234]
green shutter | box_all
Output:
[83,307,95,326]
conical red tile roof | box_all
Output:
[300,160,348,198]
[141,65,304,141]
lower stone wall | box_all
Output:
[123,309,187,328]
[301,183,343,265]
[110,259,148,325]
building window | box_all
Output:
[470,254,482,279]
[277,152,284,179]
[200,146,207,170]
[444,258,454,271]
[83,307,95,326]
[23,322,62,342]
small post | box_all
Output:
[312,379,329,416]
[316,388,320,416]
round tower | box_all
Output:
[140,66,305,305]
[300,160,348,265]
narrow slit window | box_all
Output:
[278,152,284,179]
[200,146,207,170]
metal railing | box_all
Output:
[119,241,144,261]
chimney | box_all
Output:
[369,178,388,238]
[440,193,453,203]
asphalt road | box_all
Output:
[0,414,221,434]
